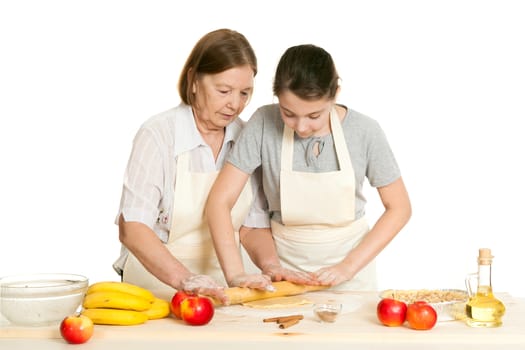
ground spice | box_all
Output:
[315,310,338,322]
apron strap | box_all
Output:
[281,125,295,171]
[329,107,352,172]
[176,151,190,174]
[281,106,351,171]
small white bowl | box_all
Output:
[0,273,88,326]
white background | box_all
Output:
[1,0,524,297]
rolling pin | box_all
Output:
[213,281,328,305]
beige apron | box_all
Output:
[273,108,376,291]
[123,151,254,292]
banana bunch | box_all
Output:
[81,281,171,325]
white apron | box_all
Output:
[123,151,254,292]
[273,107,377,291]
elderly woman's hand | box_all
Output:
[180,274,228,305]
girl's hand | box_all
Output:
[229,273,272,290]
[262,264,319,285]
[313,263,354,286]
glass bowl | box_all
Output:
[379,289,468,322]
[0,273,88,326]
[313,302,342,323]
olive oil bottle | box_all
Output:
[465,248,506,327]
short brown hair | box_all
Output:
[273,44,338,101]
[178,29,257,105]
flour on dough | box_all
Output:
[242,296,313,309]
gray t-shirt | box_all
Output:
[227,103,401,225]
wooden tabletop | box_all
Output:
[1,291,524,350]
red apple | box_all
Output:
[171,290,191,319]
[59,314,94,344]
[180,296,214,326]
[377,298,407,327]
[406,301,437,330]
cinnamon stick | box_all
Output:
[278,318,301,329]
[263,314,304,323]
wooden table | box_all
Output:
[1,291,524,350]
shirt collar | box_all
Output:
[173,103,242,157]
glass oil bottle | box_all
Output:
[465,248,506,327]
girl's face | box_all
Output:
[278,90,334,138]
[192,65,254,130]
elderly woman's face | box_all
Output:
[192,65,254,129]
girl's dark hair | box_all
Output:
[273,44,339,100]
[178,29,257,105]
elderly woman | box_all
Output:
[114,29,265,303]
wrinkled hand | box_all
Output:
[229,273,272,290]
[262,264,319,285]
[180,274,228,305]
[313,263,354,287]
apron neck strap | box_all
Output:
[281,106,352,171]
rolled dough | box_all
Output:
[242,295,313,309]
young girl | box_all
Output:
[206,44,411,293]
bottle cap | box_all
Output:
[478,248,493,265]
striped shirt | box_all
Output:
[113,103,268,273]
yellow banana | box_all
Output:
[83,291,152,311]
[82,308,148,325]
[87,281,155,303]
[142,298,171,320]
